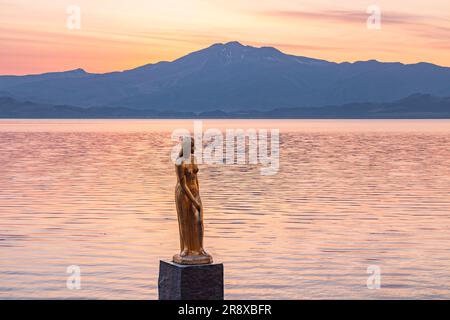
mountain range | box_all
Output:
[1,41,450,117]
[2,94,450,119]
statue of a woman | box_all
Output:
[173,137,212,265]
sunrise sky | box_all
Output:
[1,0,450,75]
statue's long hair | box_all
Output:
[178,136,194,158]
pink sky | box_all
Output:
[1,0,450,75]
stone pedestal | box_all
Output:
[158,260,224,300]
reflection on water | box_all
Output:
[0,120,449,299]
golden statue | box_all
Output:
[173,137,213,265]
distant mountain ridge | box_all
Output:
[2,94,449,119]
[1,41,450,112]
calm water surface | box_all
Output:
[0,120,449,299]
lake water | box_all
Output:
[1,119,450,299]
